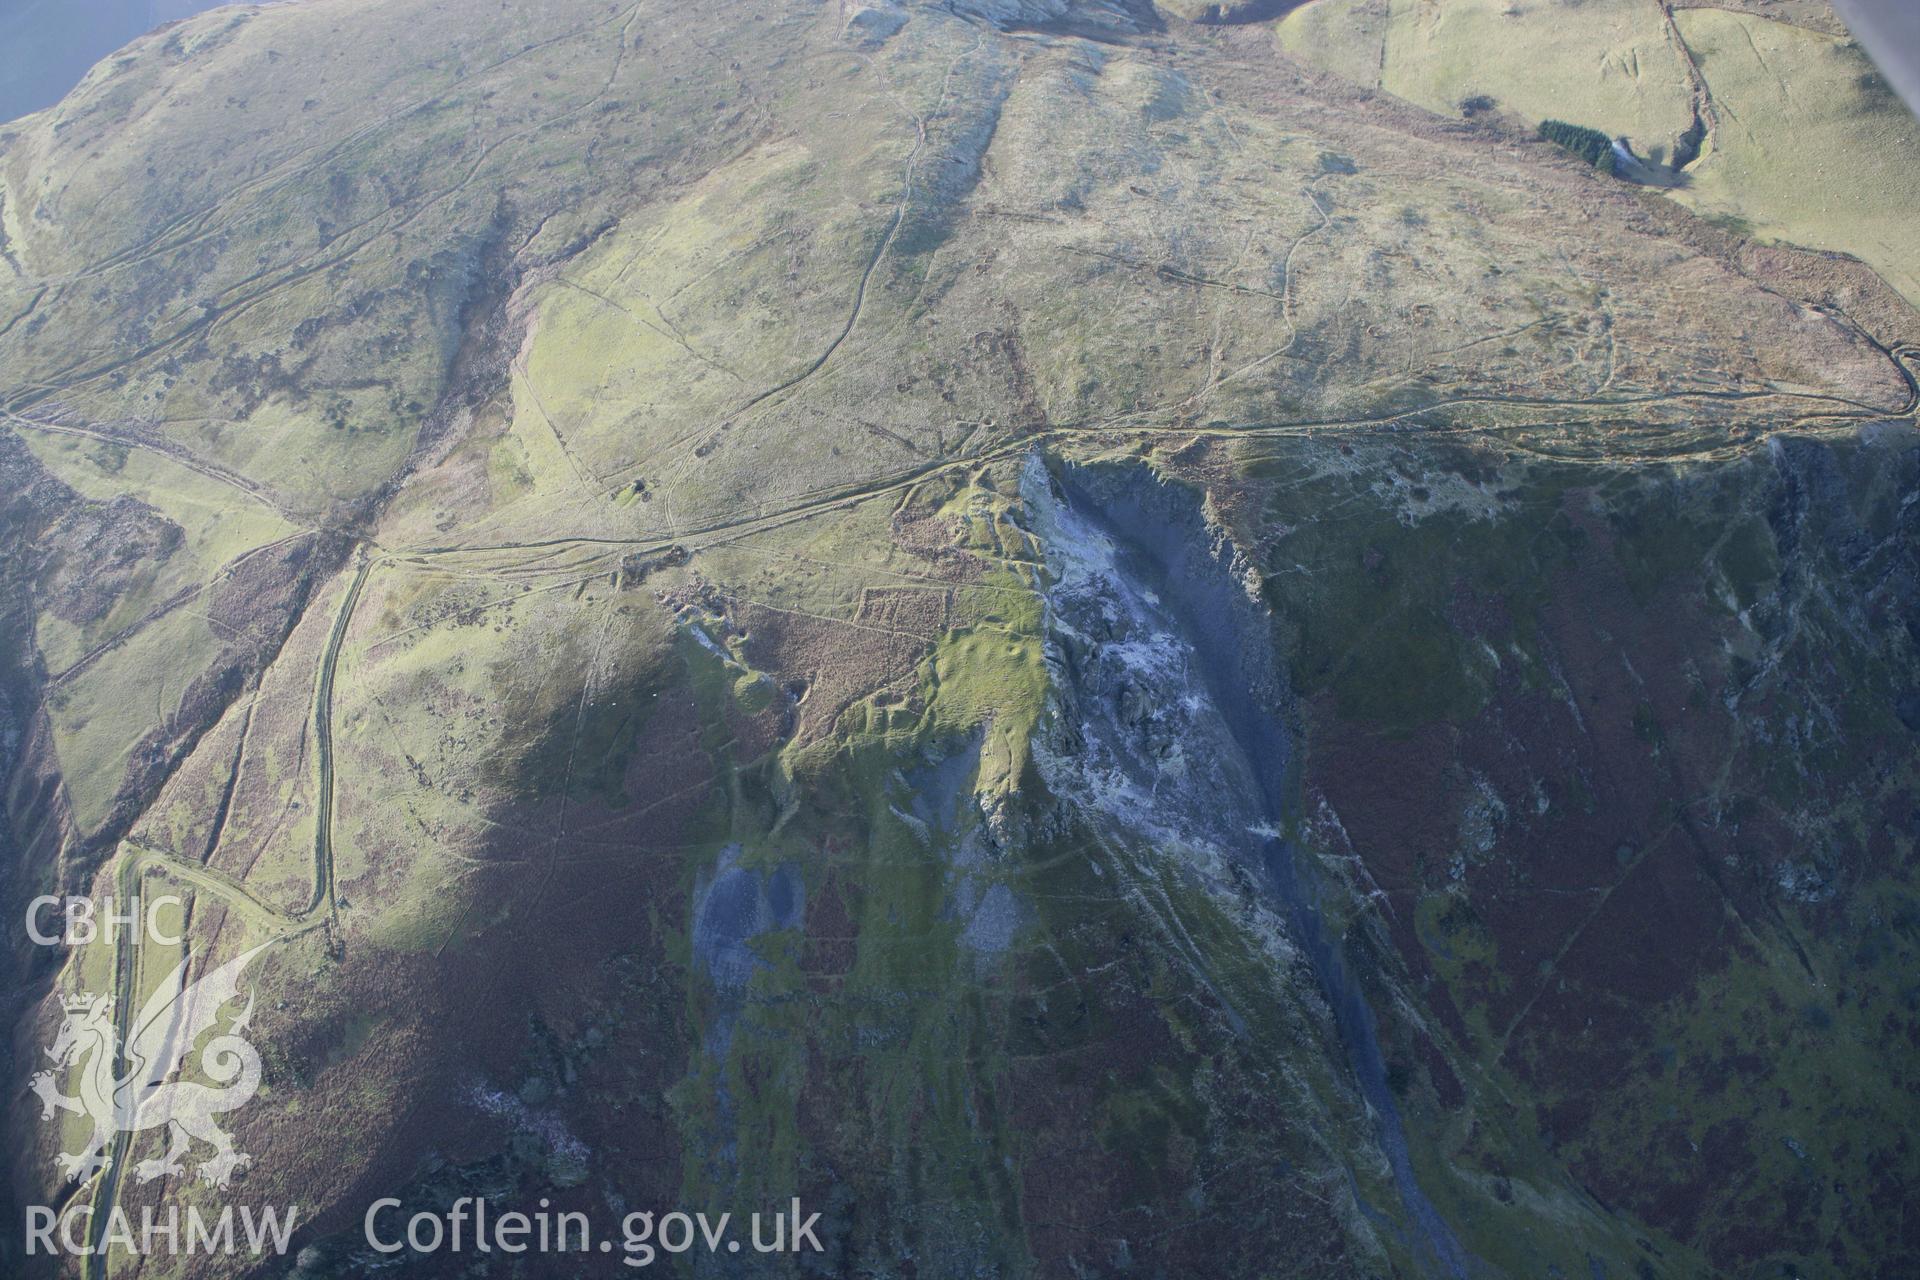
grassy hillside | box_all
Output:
[1,1,1916,1277]
[1669,7,1920,303]
[1276,0,1920,306]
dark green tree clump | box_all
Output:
[1539,119,1617,173]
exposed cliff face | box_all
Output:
[1006,424,1920,1277]
[1022,458,1278,859]
[1022,455,1470,1276]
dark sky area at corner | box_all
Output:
[0,0,231,124]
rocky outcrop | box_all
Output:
[1020,454,1472,1278]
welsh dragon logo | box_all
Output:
[30,943,270,1189]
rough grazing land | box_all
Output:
[1,1,1916,1277]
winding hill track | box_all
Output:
[309,554,372,925]
[72,547,360,1277]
